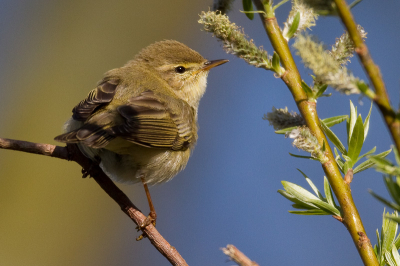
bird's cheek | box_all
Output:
[169,79,184,91]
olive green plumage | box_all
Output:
[55,40,227,184]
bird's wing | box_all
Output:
[55,88,197,151]
[72,78,119,121]
[110,90,197,151]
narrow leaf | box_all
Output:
[387,215,400,225]
[291,203,316,210]
[282,181,321,202]
[334,147,339,158]
[322,115,348,127]
[289,153,319,160]
[391,244,400,265]
[353,149,392,174]
[285,12,300,39]
[289,210,329,215]
[348,100,357,145]
[242,0,254,20]
[297,169,322,198]
[272,52,281,72]
[278,189,317,209]
[275,126,298,134]
[308,199,341,216]
[347,115,365,163]
[363,102,373,140]
[336,157,344,173]
[385,250,396,266]
[382,215,397,254]
[315,84,329,98]
[320,119,347,155]
[357,146,377,161]
[370,190,400,212]
[301,81,314,98]
[383,176,400,207]
[324,176,335,207]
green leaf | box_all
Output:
[324,176,336,207]
[384,176,400,207]
[278,190,317,209]
[282,181,321,202]
[291,203,315,210]
[322,115,348,127]
[334,147,339,158]
[272,52,281,72]
[308,198,341,216]
[342,154,352,161]
[363,102,373,140]
[348,100,357,145]
[336,157,345,173]
[289,153,319,160]
[285,12,300,39]
[382,214,398,255]
[370,190,400,212]
[387,215,400,225]
[377,229,382,261]
[347,115,365,163]
[353,149,392,174]
[357,80,370,94]
[385,250,396,266]
[297,169,322,198]
[289,210,329,215]
[391,244,400,265]
[315,84,329,99]
[370,154,400,176]
[357,146,377,162]
[242,0,254,20]
[275,126,298,134]
[320,119,347,155]
[275,116,345,134]
[301,81,314,99]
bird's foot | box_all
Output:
[136,211,157,241]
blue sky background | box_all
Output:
[0,1,399,265]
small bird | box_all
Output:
[54,40,228,227]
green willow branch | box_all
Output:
[251,1,379,265]
[333,0,400,157]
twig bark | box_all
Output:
[222,245,259,266]
[0,137,188,266]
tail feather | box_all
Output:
[54,126,115,148]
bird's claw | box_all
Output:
[136,211,157,241]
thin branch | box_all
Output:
[251,1,379,265]
[334,0,400,156]
[0,137,188,266]
[222,245,259,266]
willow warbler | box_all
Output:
[55,40,227,192]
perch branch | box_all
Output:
[0,137,188,266]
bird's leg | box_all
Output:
[142,177,157,227]
[136,177,157,241]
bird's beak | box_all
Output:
[202,59,229,71]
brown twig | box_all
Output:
[0,137,188,266]
[222,245,259,266]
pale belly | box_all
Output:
[99,137,191,184]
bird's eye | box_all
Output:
[175,66,186,74]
